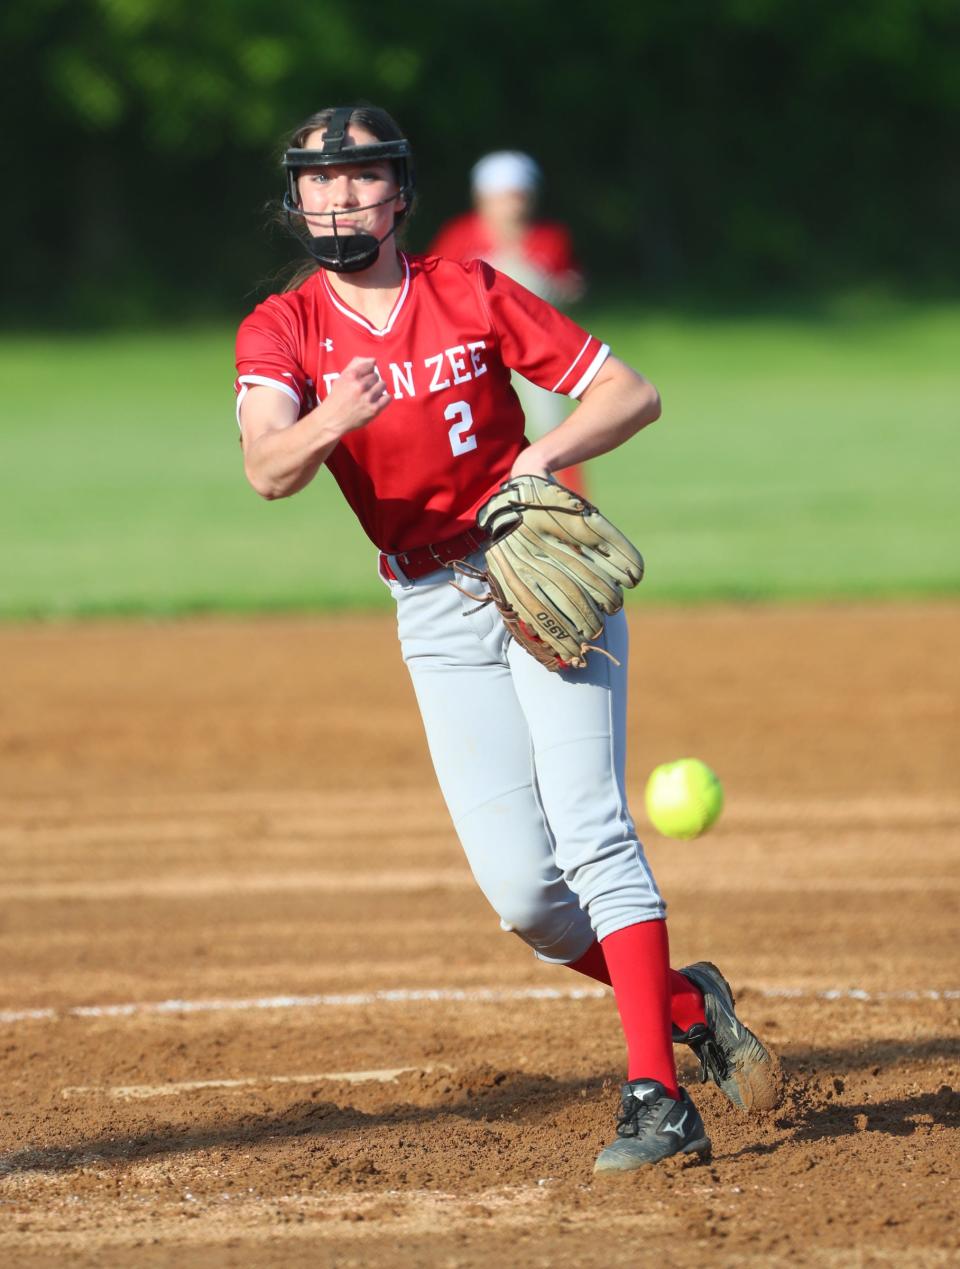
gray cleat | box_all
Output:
[594,1079,711,1173]
[674,961,784,1112]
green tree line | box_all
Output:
[5,0,959,324]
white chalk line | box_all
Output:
[61,1064,449,1100]
[1,983,958,1026]
[0,986,608,1025]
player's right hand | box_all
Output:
[325,357,391,434]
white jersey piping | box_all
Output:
[320,253,412,336]
[550,335,592,393]
[235,375,301,427]
[568,343,610,399]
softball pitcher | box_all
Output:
[234,104,781,1173]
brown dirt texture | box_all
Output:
[1,603,958,1267]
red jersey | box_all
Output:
[428,213,582,289]
[235,254,608,554]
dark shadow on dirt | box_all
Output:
[0,1069,618,1176]
[4,1036,958,1177]
[776,1035,960,1076]
[721,1082,958,1160]
[787,1086,960,1141]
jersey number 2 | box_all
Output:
[445,401,477,456]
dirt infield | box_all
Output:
[1,603,958,1267]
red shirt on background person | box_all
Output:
[429,151,584,307]
[428,152,587,492]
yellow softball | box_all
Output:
[645,758,724,840]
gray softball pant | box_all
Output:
[386,554,665,963]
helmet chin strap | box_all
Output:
[283,192,406,274]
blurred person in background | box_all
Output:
[429,151,588,495]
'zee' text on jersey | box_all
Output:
[319,342,489,400]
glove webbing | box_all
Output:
[482,494,597,543]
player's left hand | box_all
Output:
[471,474,644,672]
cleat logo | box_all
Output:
[662,1110,689,1138]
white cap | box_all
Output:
[470,151,542,196]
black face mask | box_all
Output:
[281,108,414,274]
[282,188,407,274]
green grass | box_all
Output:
[2,300,957,618]
[591,298,959,601]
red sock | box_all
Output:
[553,463,587,497]
[670,969,707,1033]
[567,940,610,984]
[567,941,707,1036]
[599,920,679,1096]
